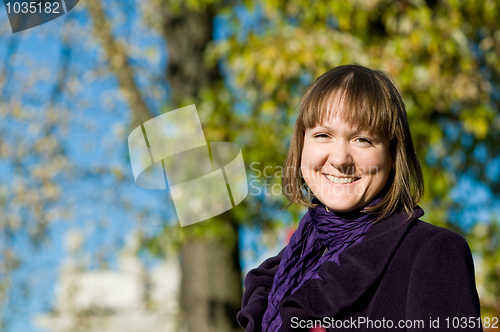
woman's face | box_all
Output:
[300,115,393,213]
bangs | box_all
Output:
[299,68,399,140]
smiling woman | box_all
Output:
[237,65,482,332]
[301,116,393,213]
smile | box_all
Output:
[324,174,361,184]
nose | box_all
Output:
[327,141,354,172]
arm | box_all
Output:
[237,248,285,332]
[406,231,482,331]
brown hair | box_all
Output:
[281,64,424,221]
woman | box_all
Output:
[237,65,481,331]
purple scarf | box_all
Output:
[261,196,384,332]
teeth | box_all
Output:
[325,174,357,184]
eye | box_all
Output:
[355,137,372,144]
[313,133,330,138]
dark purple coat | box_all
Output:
[237,207,482,331]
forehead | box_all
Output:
[305,90,380,135]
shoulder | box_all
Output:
[407,220,472,256]
[380,218,477,277]
[403,220,476,280]
[404,221,481,320]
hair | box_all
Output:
[281,64,424,221]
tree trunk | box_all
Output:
[180,229,242,332]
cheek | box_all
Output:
[300,147,323,183]
[354,151,391,176]
[300,145,321,169]
[300,145,314,170]
[373,156,392,181]
[300,160,315,180]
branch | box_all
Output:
[86,0,153,129]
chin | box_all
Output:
[321,198,364,213]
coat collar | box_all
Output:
[279,206,424,319]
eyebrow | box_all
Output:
[309,125,382,140]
